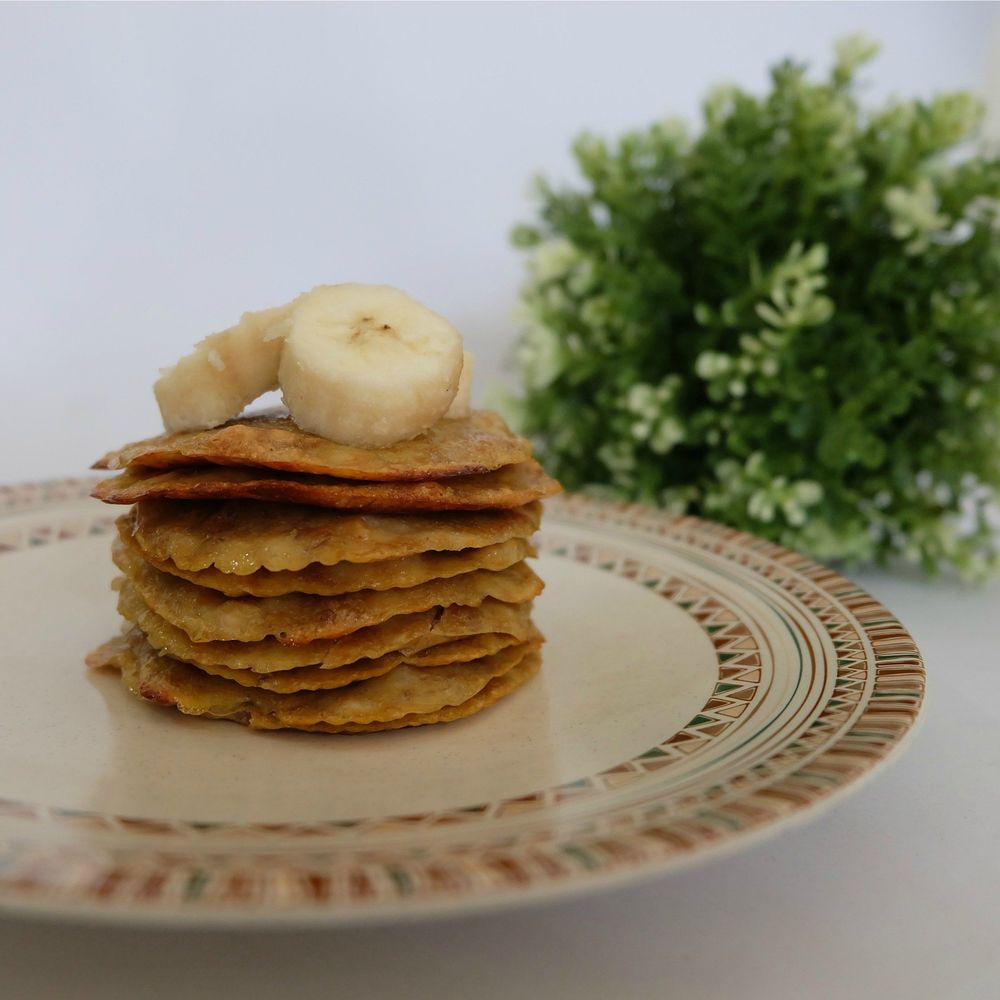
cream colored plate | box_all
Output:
[0,482,924,925]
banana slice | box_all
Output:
[445,350,474,418]
[279,284,464,448]
[154,303,293,432]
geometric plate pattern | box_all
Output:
[0,483,925,923]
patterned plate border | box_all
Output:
[0,481,925,923]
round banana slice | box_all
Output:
[445,350,474,418]
[279,284,464,448]
[154,303,294,432]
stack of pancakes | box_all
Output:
[87,410,561,734]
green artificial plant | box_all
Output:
[509,36,1000,578]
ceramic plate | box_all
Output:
[0,480,924,925]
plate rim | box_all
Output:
[0,479,926,926]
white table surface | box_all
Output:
[0,548,996,999]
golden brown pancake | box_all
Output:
[117,518,534,597]
[93,410,532,480]
[88,629,539,731]
[127,499,541,573]
[171,639,405,690]
[112,539,543,644]
[403,632,528,667]
[171,630,537,693]
[299,654,540,734]
[116,582,536,673]
[92,459,561,511]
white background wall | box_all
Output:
[1,1,996,481]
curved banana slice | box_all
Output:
[445,350,474,418]
[154,303,293,432]
[279,284,464,448]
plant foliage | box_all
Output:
[510,36,1000,577]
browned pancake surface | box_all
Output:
[303,654,541,734]
[93,410,532,480]
[168,630,538,693]
[126,500,541,573]
[93,459,561,511]
[89,629,539,731]
[116,583,535,672]
[113,538,543,644]
[118,517,534,597]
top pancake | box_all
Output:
[93,409,533,481]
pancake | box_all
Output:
[403,632,527,667]
[92,459,562,511]
[118,518,534,597]
[89,629,538,731]
[176,630,537,693]
[113,618,407,691]
[93,410,532,480]
[127,499,541,574]
[116,579,536,672]
[299,653,540,734]
[112,539,543,644]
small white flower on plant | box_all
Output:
[597,440,638,489]
[833,33,880,80]
[755,242,834,330]
[655,115,691,152]
[530,238,582,284]
[649,418,684,454]
[695,351,732,379]
[624,378,684,454]
[659,484,700,515]
[516,318,564,390]
[567,258,597,296]
[966,195,1000,235]
[720,452,825,527]
[884,177,951,254]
